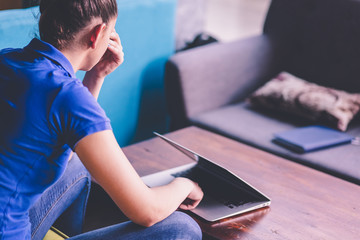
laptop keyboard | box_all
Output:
[172,167,257,209]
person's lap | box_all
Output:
[68,211,201,240]
[29,154,202,240]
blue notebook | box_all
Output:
[273,126,353,153]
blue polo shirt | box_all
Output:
[0,38,112,239]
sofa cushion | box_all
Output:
[248,72,360,131]
[190,102,360,185]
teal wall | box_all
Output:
[0,0,177,146]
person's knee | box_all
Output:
[165,211,202,240]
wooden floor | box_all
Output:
[205,0,271,42]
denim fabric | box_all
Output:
[29,154,202,240]
[30,154,91,240]
[68,211,202,240]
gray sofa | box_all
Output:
[164,0,360,185]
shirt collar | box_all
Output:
[25,38,75,78]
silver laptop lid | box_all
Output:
[154,132,199,161]
[153,132,271,202]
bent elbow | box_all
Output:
[130,206,165,227]
[126,190,169,227]
[133,215,159,227]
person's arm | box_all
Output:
[74,130,203,227]
[83,30,124,100]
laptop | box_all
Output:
[141,132,271,222]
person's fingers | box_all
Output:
[178,182,203,210]
[107,40,124,65]
[179,198,201,210]
[110,31,121,46]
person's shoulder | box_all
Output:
[0,47,21,55]
[48,78,109,138]
[0,47,24,63]
[60,78,93,98]
[54,78,99,110]
[0,45,45,74]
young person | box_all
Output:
[0,0,203,239]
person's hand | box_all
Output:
[179,180,204,210]
[83,30,124,99]
[88,30,124,79]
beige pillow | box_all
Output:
[248,72,360,131]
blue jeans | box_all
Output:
[29,154,202,240]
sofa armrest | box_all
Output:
[165,35,284,130]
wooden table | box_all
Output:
[123,126,360,240]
